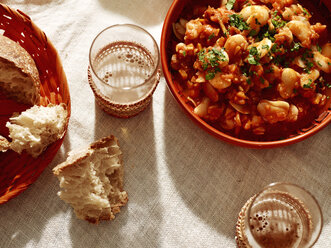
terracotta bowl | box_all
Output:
[160,0,331,148]
[0,4,71,204]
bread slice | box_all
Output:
[53,135,128,224]
[0,35,40,105]
[0,135,10,152]
[6,103,68,158]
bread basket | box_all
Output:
[0,4,71,204]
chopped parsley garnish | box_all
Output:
[224,30,229,37]
[265,32,275,40]
[303,84,312,89]
[249,29,257,36]
[272,55,285,66]
[326,83,331,89]
[205,68,220,80]
[247,46,260,65]
[302,49,314,60]
[268,43,292,67]
[248,56,259,65]
[262,45,270,50]
[198,49,207,69]
[182,50,186,57]
[302,8,309,16]
[271,43,281,53]
[198,48,227,80]
[241,66,254,84]
[303,62,314,73]
[301,49,315,73]
[205,72,215,80]
[259,77,265,84]
[303,79,313,88]
[272,11,278,17]
[257,25,276,42]
[208,33,215,41]
[290,42,301,52]
[249,47,258,56]
[229,14,249,31]
[271,14,287,29]
[226,0,236,10]
[241,66,249,76]
[316,44,322,52]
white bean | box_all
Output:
[185,19,202,40]
[257,100,290,124]
[209,72,232,90]
[224,34,248,61]
[240,5,269,33]
[313,51,331,73]
[248,38,273,59]
[278,68,300,99]
[287,20,311,47]
[322,43,331,59]
[193,97,210,117]
[300,69,320,89]
[287,104,299,122]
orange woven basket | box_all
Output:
[0,4,71,204]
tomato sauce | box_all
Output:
[168,0,331,141]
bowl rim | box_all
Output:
[160,0,331,148]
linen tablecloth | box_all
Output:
[0,1,330,247]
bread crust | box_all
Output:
[0,35,40,105]
[53,135,128,224]
[53,135,118,176]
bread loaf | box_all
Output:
[0,35,40,105]
[6,103,68,158]
[53,135,128,224]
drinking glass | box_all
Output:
[88,24,160,118]
[236,182,323,248]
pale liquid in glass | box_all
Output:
[248,191,313,248]
[93,41,158,104]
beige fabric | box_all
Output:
[0,0,330,247]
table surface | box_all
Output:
[0,1,330,247]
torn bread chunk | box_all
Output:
[53,135,128,224]
[0,135,10,152]
[0,35,40,105]
[6,103,68,158]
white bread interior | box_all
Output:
[53,135,128,224]
[0,34,40,105]
[6,103,68,158]
[0,135,10,152]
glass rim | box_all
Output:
[88,23,160,90]
[246,182,323,248]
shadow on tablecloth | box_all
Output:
[163,87,331,246]
[67,100,162,248]
[0,133,72,248]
